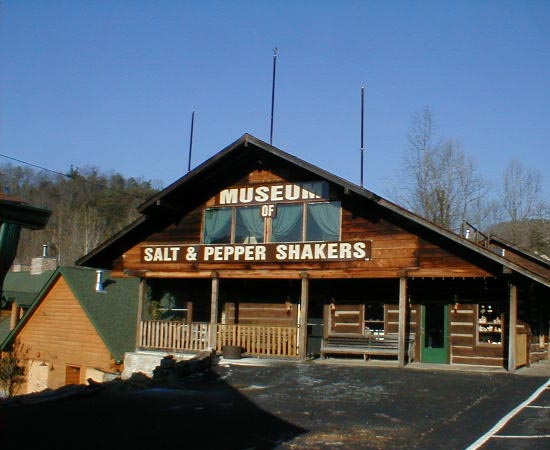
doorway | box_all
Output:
[421,304,449,363]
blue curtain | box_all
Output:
[307,202,340,241]
[204,208,232,244]
[236,207,264,243]
[272,204,303,242]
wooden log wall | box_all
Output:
[386,304,418,335]
[530,334,549,364]
[223,302,298,327]
[449,304,504,367]
[329,304,364,334]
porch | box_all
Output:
[139,320,300,358]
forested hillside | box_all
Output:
[2,164,160,266]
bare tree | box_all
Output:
[389,107,488,232]
[493,158,550,249]
[502,159,545,222]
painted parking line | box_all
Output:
[492,434,550,439]
[464,378,550,450]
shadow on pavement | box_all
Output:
[0,367,307,450]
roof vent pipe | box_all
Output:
[95,269,105,293]
[42,244,49,257]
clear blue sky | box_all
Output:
[1,0,549,200]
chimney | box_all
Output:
[95,269,105,293]
[30,244,57,275]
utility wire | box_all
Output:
[0,152,152,200]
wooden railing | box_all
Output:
[139,321,210,352]
[217,324,299,357]
[516,332,528,368]
[139,321,300,357]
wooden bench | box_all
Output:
[320,333,415,362]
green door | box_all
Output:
[421,304,449,363]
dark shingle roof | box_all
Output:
[60,267,140,361]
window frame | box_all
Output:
[476,303,504,346]
[202,200,342,244]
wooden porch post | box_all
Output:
[508,282,517,372]
[299,272,309,360]
[398,276,407,367]
[135,278,146,350]
[209,272,219,350]
[9,300,20,330]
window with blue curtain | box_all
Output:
[306,201,341,241]
[235,206,264,243]
[203,208,232,243]
[272,204,303,242]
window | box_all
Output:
[307,202,341,241]
[364,303,384,335]
[204,208,232,244]
[235,206,264,243]
[272,204,303,242]
[477,304,503,345]
[203,201,341,244]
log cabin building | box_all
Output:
[1,267,139,393]
[76,134,550,372]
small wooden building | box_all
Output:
[1,267,139,393]
[77,134,550,371]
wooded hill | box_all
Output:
[2,164,159,266]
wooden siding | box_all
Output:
[17,277,114,391]
[223,302,298,326]
[449,304,504,366]
[329,304,364,334]
[387,304,418,335]
[115,170,498,279]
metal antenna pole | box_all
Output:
[360,86,365,187]
[188,111,195,172]
[270,47,278,145]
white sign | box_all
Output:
[141,241,372,263]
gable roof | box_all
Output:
[1,266,140,361]
[2,270,56,308]
[76,133,550,289]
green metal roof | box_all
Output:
[2,270,56,307]
[1,267,140,362]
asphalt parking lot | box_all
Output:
[1,357,549,450]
